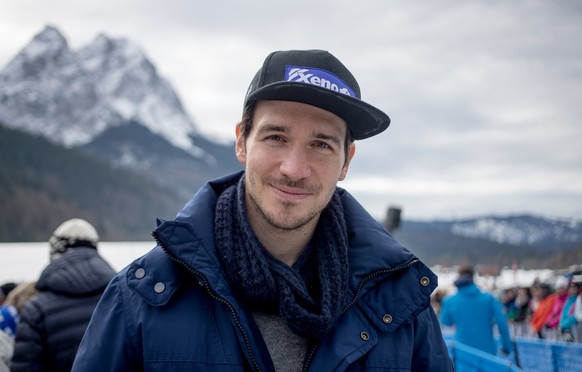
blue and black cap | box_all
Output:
[244,49,390,140]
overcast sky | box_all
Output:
[2,0,581,221]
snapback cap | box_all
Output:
[244,49,390,140]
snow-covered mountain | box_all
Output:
[0,25,240,198]
[399,214,582,250]
[392,215,582,268]
[449,215,582,247]
[0,25,199,153]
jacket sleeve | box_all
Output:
[412,306,454,371]
[438,296,454,327]
[11,299,46,372]
[71,274,141,371]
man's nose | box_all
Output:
[279,147,311,180]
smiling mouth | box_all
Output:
[271,184,312,201]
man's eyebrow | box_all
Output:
[314,132,342,147]
[256,124,287,135]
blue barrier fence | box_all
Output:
[447,341,522,372]
[513,337,582,372]
[445,334,582,372]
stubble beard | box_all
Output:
[246,175,329,232]
[248,192,319,231]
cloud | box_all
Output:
[1,0,581,220]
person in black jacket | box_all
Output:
[11,218,116,372]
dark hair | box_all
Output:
[0,282,17,298]
[457,265,475,277]
[538,283,552,292]
[237,102,355,166]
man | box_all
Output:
[11,218,116,372]
[73,49,453,371]
[439,265,512,356]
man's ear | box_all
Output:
[339,142,356,181]
[235,123,246,164]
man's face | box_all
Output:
[236,100,355,231]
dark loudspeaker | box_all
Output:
[384,207,401,233]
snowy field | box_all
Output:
[0,242,557,293]
[0,241,156,283]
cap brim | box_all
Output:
[246,82,390,140]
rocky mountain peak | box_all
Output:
[78,33,153,76]
[0,25,197,150]
[1,25,70,81]
[28,24,68,56]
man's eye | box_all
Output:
[266,135,284,142]
[314,141,332,149]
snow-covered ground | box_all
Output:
[0,242,562,294]
[0,241,155,283]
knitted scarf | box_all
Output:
[215,175,349,341]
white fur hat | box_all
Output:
[49,218,99,261]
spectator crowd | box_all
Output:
[433,267,582,346]
[501,273,582,342]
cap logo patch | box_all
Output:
[285,65,355,97]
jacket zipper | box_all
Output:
[341,258,420,315]
[301,258,420,371]
[152,232,262,372]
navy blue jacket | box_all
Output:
[73,172,453,371]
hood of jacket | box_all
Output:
[36,247,116,296]
[454,282,482,298]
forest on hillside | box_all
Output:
[0,125,186,241]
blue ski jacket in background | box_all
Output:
[440,281,512,355]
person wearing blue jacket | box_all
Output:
[558,279,580,342]
[440,265,512,355]
[72,49,453,371]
